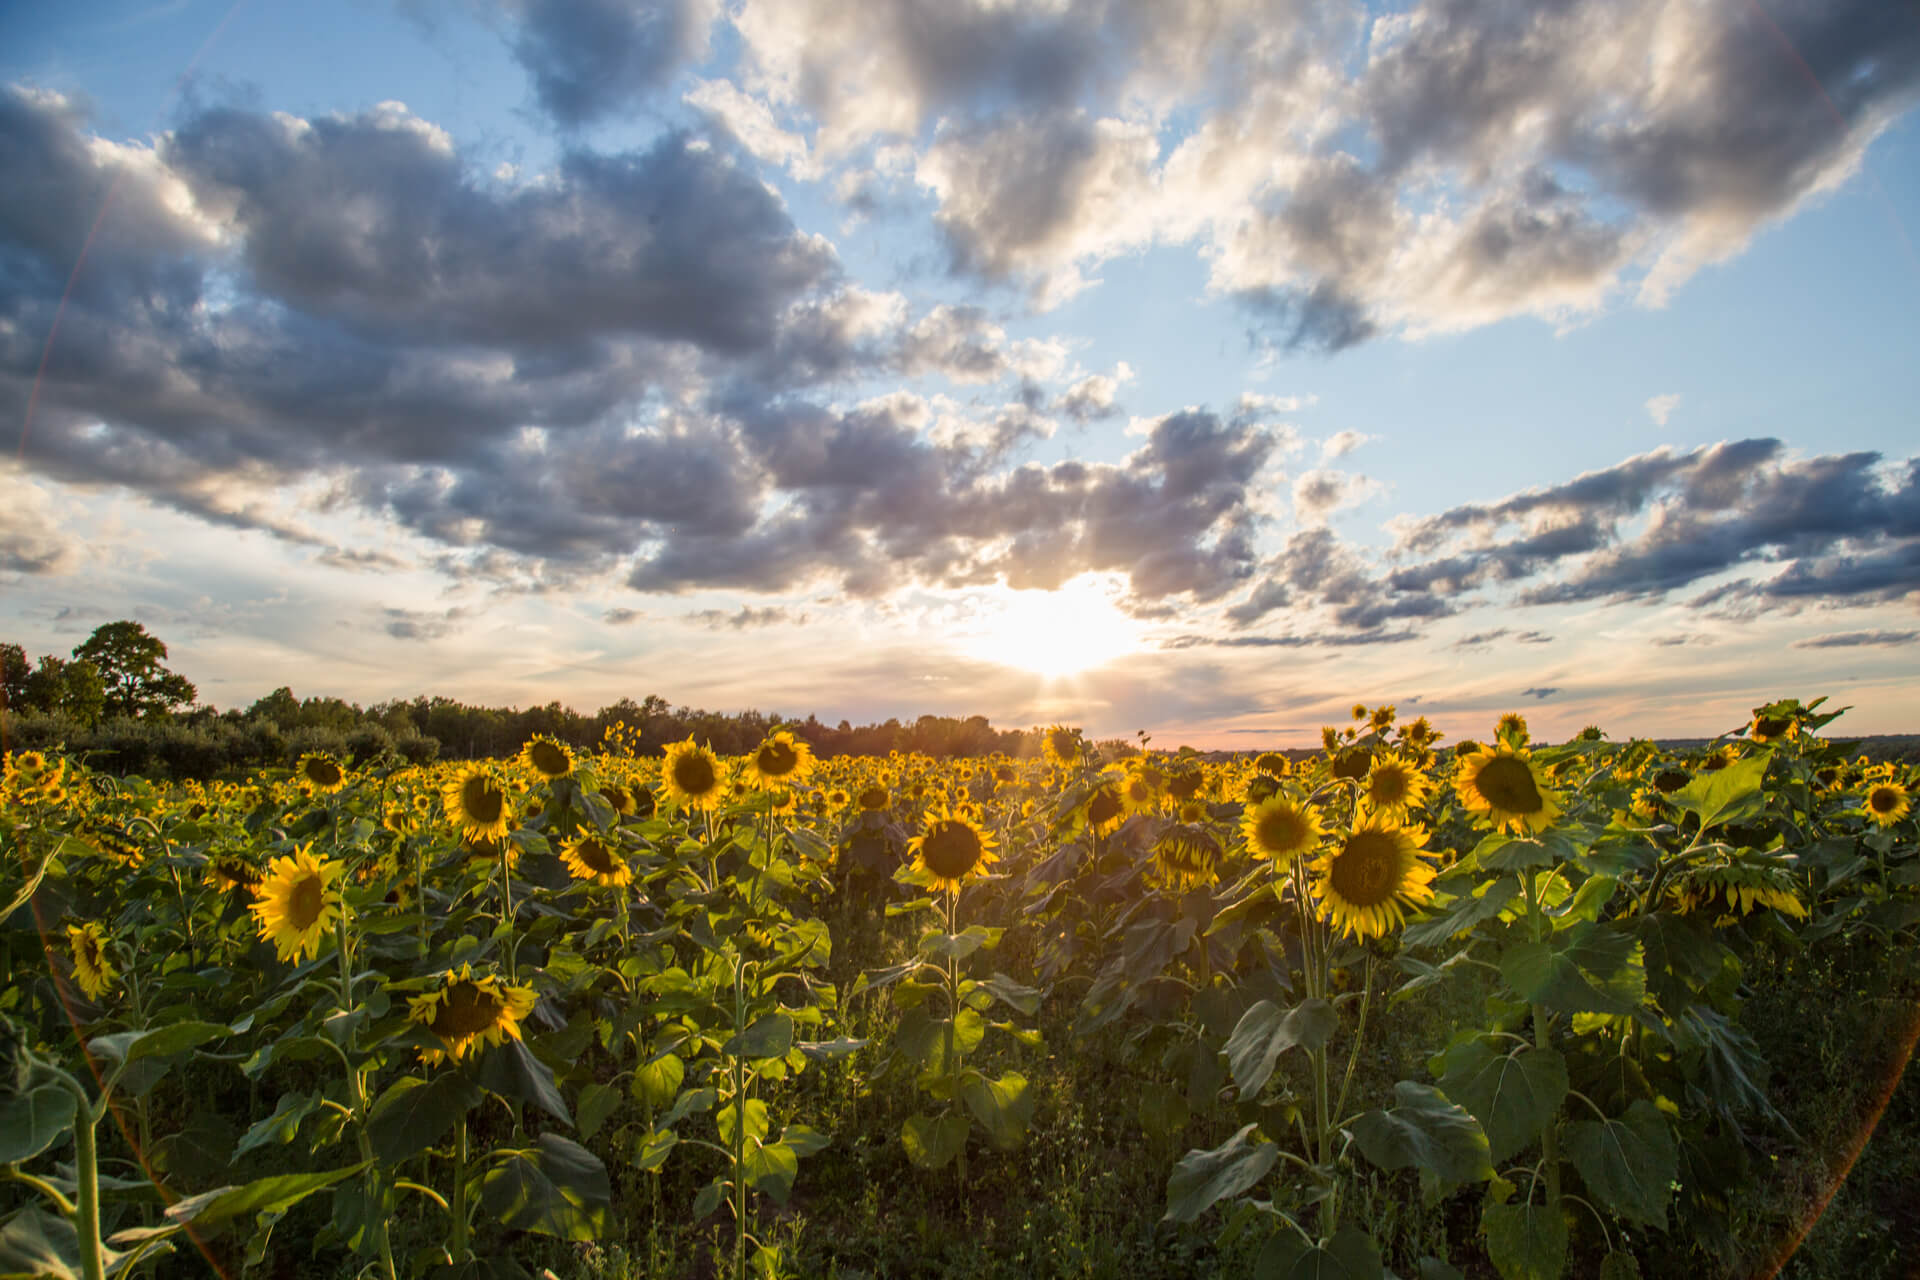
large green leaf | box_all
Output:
[901,1112,969,1170]
[716,1098,770,1147]
[478,1135,610,1240]
[477,1037,571,1127]
[89,1021,228,1069]
[632,1053,684,1110]
[367,1071,482,1165]
[1672,753,1769,834]
[1256,1224,1384,1280]
[960,1071,1035,1151]
[1565,1100,1678,1227]
[231,1092,323,1161]
[1482,1199,1567,1280]
[1404,878,1519,948]
[165,1163,369,1231]
[722,1013,793,1061]
[1164,1123,1279,1223]
[1226,999,1336,1098]
[0,1081,75,1164]
[1349,1082,1493,1184]
[1499,922,1644,1016]
[1437,1041,1568,1165]
[741,1136,800,1202]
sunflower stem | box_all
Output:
[498,839,516,982]
[43,1064,105,1280]
[450,1116,470,1260]
[335,913,398,1280]
[1520,871,1563,1208]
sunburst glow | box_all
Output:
[958,578,1144,677]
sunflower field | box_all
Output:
[3,696,1917,1280]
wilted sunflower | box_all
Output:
[1455,745,1563,835]
[1245,774,1282,805]
[660,738,729,811]
[1668,861,1806,922]
[1495,712,1530,747]
[1864,781,1910,828]
[1313,816,1436,940]
[205,852,261,897]
[519,735,575,780]
[1364,757,1431,817]
[1748,712,1796,745]
[66,922,116,1000]
[250,847,344,963]
[442,765,512,843]
[560,832,632,887]
[747,730,815,787]
[1331,748,1372,781]
[1153,824,1221,890]
[297,753,347,794]
[1041,725,1081,770]
[1083,782,1127,836]
[1241,794,1323,868]
[1369,704,1396,734]
[1650,765,1691,794]
[909,810,1000,893]
[408,964,538,1065]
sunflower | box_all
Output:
[250,847,344,963]
[601,782,636,817]
[442,764,512,843]
[1255,752,1291,778]
[747,730,815,787]
[1176,798,1209,824]
[660,738,729,811]
[297,753,348,794]
[1455,745,1562,835]
[205,852,261,896]
[1401,716,1439,749]
[560,832,633,887]
[1369,704,1396,734]
[1668,861,1806,922]
[1245,774,1281,806]
[1331,748,1372,781]
[407,964,538,1066]
[857,784,890,812]
[909,810,1000,893]
[1313,816,1436,940]
[66,923,116,1001]
[1864,781,1910,828]
[1083,782,1127,836]
[1364,756,1431,817]
[1118,767,1162,816]
[1167,767,1207,802]
[1042,725,1081,770]
[519,735,575,780]
[1351,704,1369,722]
[1650,766,1691,794]
[1495,712,1530,748]
[1153,824,1221,890]
[1748,713,1796,745]
[1241,793,1324,868]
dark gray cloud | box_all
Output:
[380,605,466,640]
[683,605,805,629]
[1791,630,1919,649]
[1650,633,1713,647]
[508,0,716,127]
[1453,628,1554,649]
[1163,629,1417,650]
[1520,686,1559,701]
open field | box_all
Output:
[4,697,1917,1280]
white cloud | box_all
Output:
[1644,393,1681,427]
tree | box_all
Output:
[26,656,106,727]
[1,643,28,716]
[72,621,196,719]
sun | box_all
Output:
[959,578,1143,677]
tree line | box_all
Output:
[2,621,1052,779]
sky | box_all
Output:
[2,0,1918,749]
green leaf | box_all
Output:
[634,1128,676,1172]
[1164,1123,1279,1223]
[1482,1199,1567,1280]
[231,1092,322,1161]
[0,1205,126,1280]
[722,1013,794,1061]
[1437,1041,1568,1165]
[691,1176,727,1221]
[576,1082,621,1143]
[976,972,1043,1016]
[1599,1251,1642,1280]
[1350,1082,1493,1184]
[717,1098,771,1147]
[1226,999,1336,1098]
[89,1020,227,1068]
[1404,878,1520,948]
[166,1163,369,1231]
[477,1037,571,1127]
[1672,752,1769,834]
[795,1037,868,1062]
[741,1136,800,1202]
[1258,1224,1384,1280]
[901,1112,970,1170]
[1565,1100,1678,1227]
[367,1071,482,1166]
[478,1134,610,1240]
[960,1071,1036,1151]
[778,1124,829,1158]
[1499,922,1644,1016]
[1417,1259,1467,1280]
[0,1081,75,1164]
[632,1053,684,1110]
[657,1086,717,1131]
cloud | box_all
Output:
[1321,429,1372,459]
[1453,627,1553,648]
[1645,392,1681,426]
[315,547,409,572]
[1054,363,1132,423]
[1650,633,1714,647]
[682,604,805,629]
[506,0,718,127]
[1163,629,1418,649]
[1292,467,1380,523]
[1520,686,1559,700]
[379,605,466,640]
[1791,630,1919,649]
[603,606,645,624]
[0,465,80,576]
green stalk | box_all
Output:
[498,840,516,981]
[731,957,749,1280]
[47,1069,104,1280]
[1521,872,1563,1206]
[449,1117,470,1260]
[335,916,399,1280]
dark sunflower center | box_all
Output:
[1755,716,1791,739]
[431,980,506,1040]
[672,752,716,795]
[858,786,888,810]
[631,786,656,818]
[573,837,618,874]
[1869,786,1900,815]
[287,873,325,929]
[1256,806,1307,853]
[1048,731,1075,760]
[604,784,631,811]
[1331,831,1400,906]
[1332,750,1370,780]
[1256,753,1286,777]
[461,776,505,824]
[1127,779,1153,803]
[76,936,102,968]
[1168,771,1204,800]
[921,822,984,880]
[1477,756,1544,813]
[1159,839,1210,876]
[756,741,799,777]
[1247,776,1280,804]
[1652,768,1690,794]
[1087,788,1123,827]
[529,740,570,776]
[1370,767,1410,807]
[304,757,343,787]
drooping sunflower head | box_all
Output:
[298,753,347,794]
[66,922,116,1001]
[660,738,729,811]
[1369,704,1397,735]
[747,730,814,787]
[1668,860,1807,923]
[909,811,1000,893]
[1364,757,1431,817]
[1153,824,1221,891]
[1864,782,1910,828]
[442,765,512,843]
[1166,767,1207,803]
[1455,745,1563,835]
[1650,765,1691,794]
[601,782,636,817]
[1748,712,1796,745]
[1042,724,1082,770]
[560,832,632,887]
[1245,774,1281,806]
[407,964,538,1066]
[519,735,575,781]
[1241,793,1324,868]
[1083,782,1127,836]
[249,847,343,963]
[1331,748,1372,782]
[1495,712,1530,748]
[1254,752,1291,779]
[205,852,262,896]
[1312,816,1436,940]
